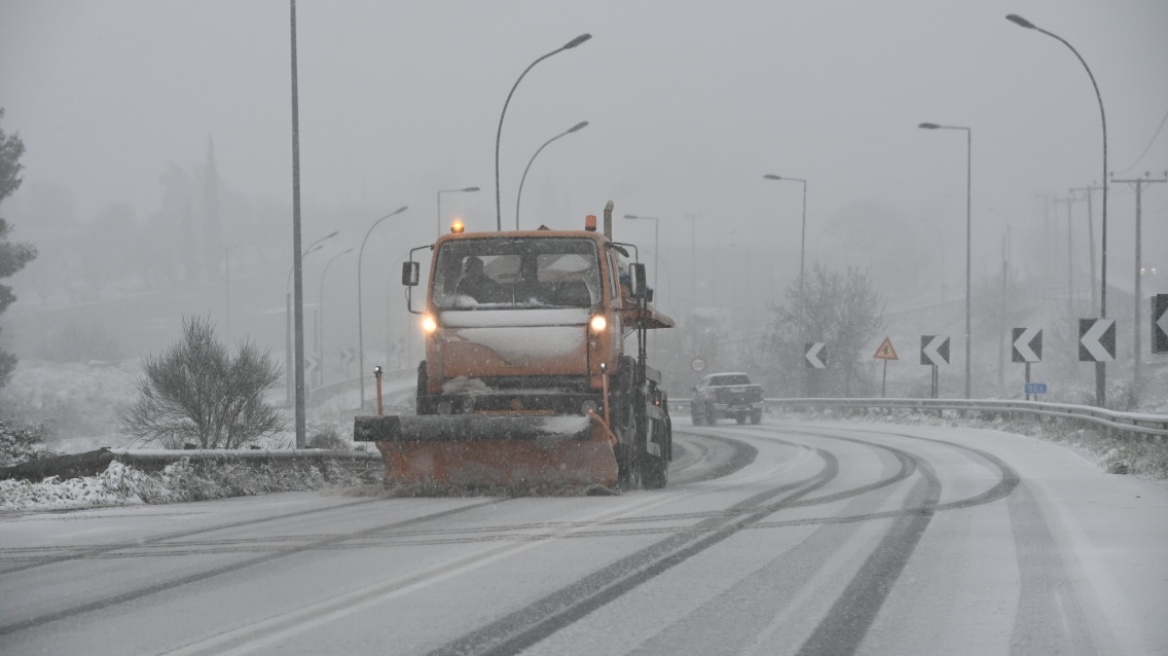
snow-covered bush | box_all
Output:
[0,420,52,468]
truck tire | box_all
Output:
[750,409,762,425]
[736,415,746,425]
[641,454,668,489]
[613,357,640,490]
[705,403,717,425]
[690,404,704,426]
[414,361,436,415]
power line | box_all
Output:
[1116,106,1168,175]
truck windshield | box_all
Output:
[432,237,602,310]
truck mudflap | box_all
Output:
[353,414,618,490]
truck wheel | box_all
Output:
[706,404,717,425]
[750,410,762,425]
[690,405,703,426]
[640,453,668,489]
[616,443,639,490]
[736,415,746,425]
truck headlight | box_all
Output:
[589,314,607,332]
[422,314,438,334]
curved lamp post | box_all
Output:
[286,232,336,408]
[764,174,808,397]
[624,213,659,358]
[437,186,479,238]
[1007,13,1109,406]
[917,122,972,399]
[317,247,353,388]
[357,205,408,409]
[494,33,592,231]
[516,121,588,229]
[622,213,658,291]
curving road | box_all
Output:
[1,419,1165,655]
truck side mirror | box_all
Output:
[630,263,647,299]
[402,261,420,287]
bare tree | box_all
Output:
[124,317,284,449]
[763,264,886,397]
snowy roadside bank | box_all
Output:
[0,454,383,514]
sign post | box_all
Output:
[1012,327,1043,400]
[919,335,950,398]
[1154,294,1168,354]
[873,337,897,398]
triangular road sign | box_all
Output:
[873,337,898,361]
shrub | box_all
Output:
[122,316,284,449]
[0,421,51,468]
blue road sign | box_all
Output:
[1025,383,1047,395]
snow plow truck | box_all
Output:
[353,204,675,492]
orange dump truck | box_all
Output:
[354,207,674,492]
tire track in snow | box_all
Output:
[0,498,508,637]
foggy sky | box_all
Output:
[2,0,1167,294]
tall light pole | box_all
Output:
[764,175,808,397]
[437,186,479,238]
[623,214,659,291]
[289,0,306,447]
[917,124,972,398]
[494,33,592,231]
[357,206,408,409]
[684,214,700,313]
[516,121,588,229]
[286,234,335,407]
[1007,12,1109,406]
[317,247,353,388]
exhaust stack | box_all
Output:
[603,200,613,239]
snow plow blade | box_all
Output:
[353,415,618,490]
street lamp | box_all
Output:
[494,33,592,231]
[357,206,408,409]
[317,247,353,388]
[1007,12,1109,406]
[516,121,589,229]
[625,213,660,358]
[917,123,972,398]
[623,214,659,292]
[437,186,479,238]
[284,231,336,403]
[764,174,808,397]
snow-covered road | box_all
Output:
[1,420,1165,655]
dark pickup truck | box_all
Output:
[690,372,764,425]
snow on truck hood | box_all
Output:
[439,308,591,328]
[437,308,589,368]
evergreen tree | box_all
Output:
[0,109,37,388]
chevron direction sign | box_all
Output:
[1079,319,1116,362]
[1011,327,1043,363]
[1154,294,1168,354]
[920,335,950,366]
[304,355,319,373]
[805,342,827,369]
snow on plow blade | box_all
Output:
[353,415,618,490]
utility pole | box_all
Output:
[1110,171,1168,392]
[1053,195,1074,321]
[1069,184,1104,315]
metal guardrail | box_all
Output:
[669,397,1168,439]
